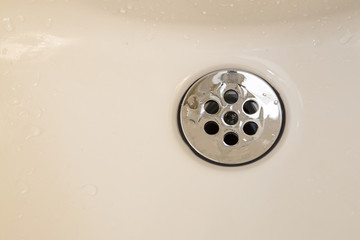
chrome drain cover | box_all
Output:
[178,69,285,166]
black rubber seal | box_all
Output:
[176,69,286,167]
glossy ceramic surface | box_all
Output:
[1,0,360,239]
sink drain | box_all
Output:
[178,69,285,166]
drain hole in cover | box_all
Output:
[204,121,219,135]
[243,100,258,114]
[204,100,219,114]
[224,132,239,146]
[224,89,238,104]
[243,121,258,135]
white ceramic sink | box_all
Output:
[1,0,360,239]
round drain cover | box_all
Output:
[178,69,285,166]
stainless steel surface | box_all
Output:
[179,69,285,166]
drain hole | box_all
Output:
[224,90,238,104]
[204,121,219,135]
[243,122,258,135]
[224,132,238,146]
[223,111,238,125]
[204,100,219,114]
[243,100,258,114]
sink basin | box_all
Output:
[1,0,360,239]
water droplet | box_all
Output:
[26,168,34,175]
[33,108,43,118]
[81,184,98,196]
[202,11,207,15]
[339,30,354,44]
[119,8,126,14]
[274,100,279,105]
[127,4,133,9]
[276,0,281,4]
[46,18,53,27]
[18,15,25,22]
[146,32,153,41]
[15,145,22,152]
[10,97,19,105]
[193,39,200,47]
[315,188,323,194]
[262,93,267,96]
[26,126,41,140]
[33,82,39,87]
[16,213,23,219]
[2,18,13,31]
[18,182,28,194]
[312,39,320,47]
